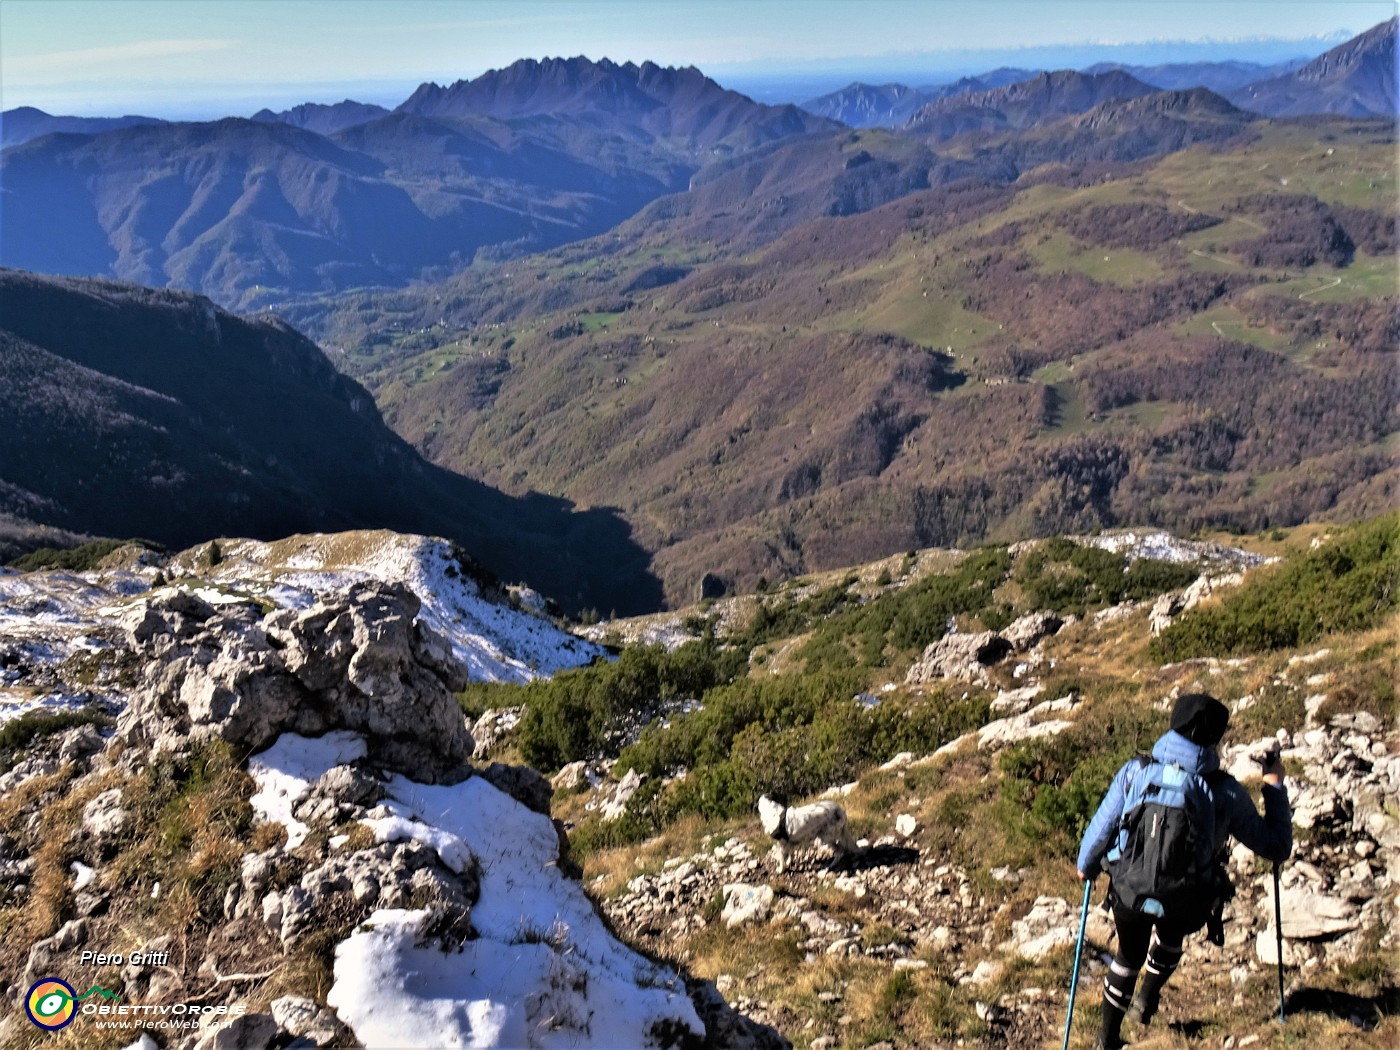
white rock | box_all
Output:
[895,814,919,838]
[721,883,775,928]
[1256,929,1305,966]
[601,768,643,822]
[990,683,1044,715]
[82,789,129,844]
[1268,883,1361,939]
[1007,895,1077,961]
[967,959,1004,985]
[978,715,1073,750]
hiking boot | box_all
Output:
[1128,988,1158,1026]
[1091,1034,1127,1050]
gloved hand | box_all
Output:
[1257,746,1285,786]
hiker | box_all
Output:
[1076,693,1291,1049]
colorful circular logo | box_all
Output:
[25,978,77,1030]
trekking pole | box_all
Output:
[1273,860,1285,1023]
[1256,744,1287,1024]
[1062,879,1092,1050]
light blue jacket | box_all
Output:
[1077,729,1292,877]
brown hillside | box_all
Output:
[288,119,1398,607]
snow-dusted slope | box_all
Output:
[191,532,605,682]
[250,731,703,1048]
[0,530,604,723]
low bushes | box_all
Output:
[800,547,1015,671]
[1151,512,1399,660]
[1014,538,1199,616]
[616,677,988,830]
[8,538,153,572]
[0,706,113,775]
[512,640,747,771]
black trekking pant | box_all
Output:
[1113,902,1190,968]
[1099,902,1190,1045]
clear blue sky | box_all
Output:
[2,1,1394,117]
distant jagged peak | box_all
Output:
[801,81,929,127]
[398,54,727,119]
[396,54,835,148]
[249,98,390,136]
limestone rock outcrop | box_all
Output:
[119,583,473,781]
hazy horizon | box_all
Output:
[1,0,1392,120]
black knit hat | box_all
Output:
[1170,692,1230,747]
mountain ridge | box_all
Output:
[0,106,166,148]
[1229,17,1398,117]
[905,69,1158,139]
[250,99,390,136]
[0,58,834,308]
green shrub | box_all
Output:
[1015,540,1198,616]
[731,578,861,651]
[994,704,1160,861]
[514,640,747,771]
[800,547,1014,672]
[1151,512,1399,660]
[617,677,988,830]
[8,539,154,573]
[0,707,114,775]
[456,681,521,719]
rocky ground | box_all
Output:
[552,538,1398,1049]
[0,526,1394,1048]
[595,698,1397,1047]
[0,543,780,1049]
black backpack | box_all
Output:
[1106,756,1222,918]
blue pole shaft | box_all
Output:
[1062,879,1093,1050]
[1274,861,1285,1023]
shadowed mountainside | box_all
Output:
[0,269,661,613]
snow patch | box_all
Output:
[71,861,96,890]
[247,732,367,848]
[215,534,604,683]
[248,730,703,1046]
[1082,530,1270,569]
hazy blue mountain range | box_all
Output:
[801,69,1040,128]
[0,106,166,148]
[0,58,834,309]
[1084,58,1307,95]
[2,25,1392,309]
[906,70,1158,140]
